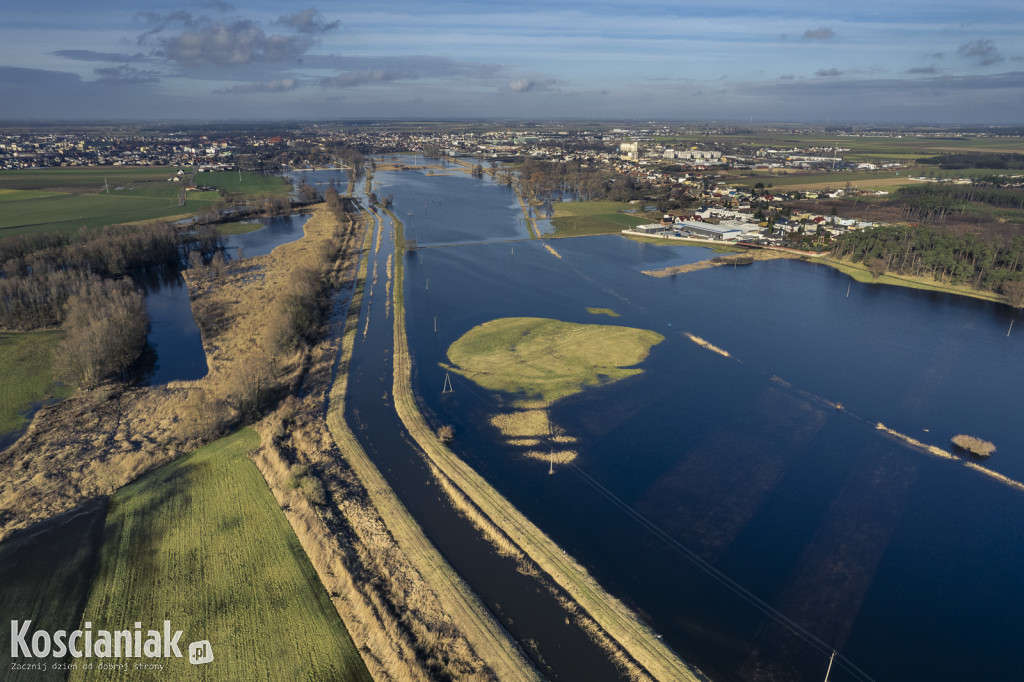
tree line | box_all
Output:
[0,221,223,331]
[895,184,1024,222]
[830,224,1024,302]
[916,152,1024,171]
[55,278,148,389]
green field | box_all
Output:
[545,200,650,236]
[196,170,290,197]
[0,167,183,192]
[215,220,264,235]
[726,169,915,190]
[445,317,664,404]
[72,428,370,681]
[0,167,287,237]
[0,330,72,437]
[0,166,221,236]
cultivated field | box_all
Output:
[0,167,287,236]
[195,170,290,197]
[0,166,220,236]
[72,428,370,681]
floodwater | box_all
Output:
[138,213,311,386]
[374,158,1024,681]
[341,191,625,680]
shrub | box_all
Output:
[951,434,996,457]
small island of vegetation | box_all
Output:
[445,316,663,405]
[951,434,997,457]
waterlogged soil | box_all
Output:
[381,157,1024,682]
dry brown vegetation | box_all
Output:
[951,434,996,457]
[312,219,536,681]
[684,332,733,358]
[0,203,355,541]
[642,250,787,278]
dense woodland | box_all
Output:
[515,157,663,203]
[830,224,1024,304]
[916,152,1024,171]
[894,184,1024,222]
[0,222,223,331]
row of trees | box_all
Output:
[0,222,223,330]
[917,152,1024,171]
[830,224,1024,297]
[895,184,1024,222]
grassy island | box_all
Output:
[444,317,663,405]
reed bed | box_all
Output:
[684,332,732,358]
[951,434,996,457]
[875,423,956,460]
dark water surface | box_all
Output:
[373,159,1024,681]
[342,197,625,680]
[137,213,311,386]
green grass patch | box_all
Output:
[73,428,370,681]
[0,167,185,192]
[0,188,66,202]
[586,307,620,317]
[215,221,264,235]
[0,330,73,436]
[445,317,663,405]
[196,171,290,198]
[544,200,650,236]
[0,191,220,237]
[0,167,231,236]
[726,169,917,189]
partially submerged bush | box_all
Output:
[951,434,996,457]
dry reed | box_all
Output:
[684,332,731,358]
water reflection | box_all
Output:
[132,265,206,386]
[380,157,1024,682]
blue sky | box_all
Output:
[1,1,1022,123]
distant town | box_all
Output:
[2,120,1023,255]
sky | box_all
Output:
[1,0,1022,124]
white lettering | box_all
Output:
[143,631,160,657]
[11,621,31,658]
[52,631,67,658]
[163,621,182,658]
[31,631,50,657]
[94,631,110,658]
